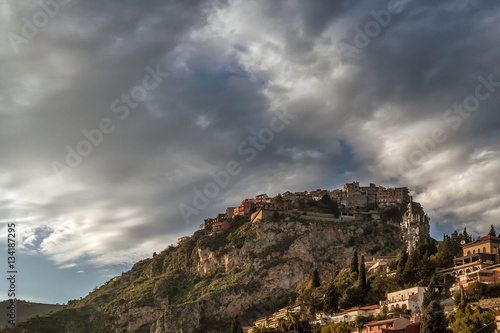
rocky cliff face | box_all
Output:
[2,214,404,333]
[128,216,402,332]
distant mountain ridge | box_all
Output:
[0,300,63,329]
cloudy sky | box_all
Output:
[1,0,499,304]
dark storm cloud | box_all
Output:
[1,0,500,274]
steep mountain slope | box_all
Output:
[1,210,406,333]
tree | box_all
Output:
[355,315,375,329]
[230,316,243,333]
[365,274,399,305]
[422,276,440,309]
[338,285,364,309]
[462,227,472,243]
[286,311,301,331]
[323,280,340,314]
[488,224,497,237]
[312,268,321,288]
[450,230,462,256]
[469,281,489,301]
[302,289,324,318]
[272,194,284,205]
[395,249,408,285]
[418,254,435,286]
[420,300,447,333]
[297,272,324,319]
[350,251,359,274]
[320,194,340,217]
[433,234,455,268]
[459,285,467,310]
[402,250,421,286]
[320,194,332,205]
[332,202,340,218]
[358,255,367,292]
[295,198,305,210]
[449,304,495,333]
[321,322,350,333]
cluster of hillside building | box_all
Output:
[250,235,500,332]
[253,286,425,332]
[198,181,411,233]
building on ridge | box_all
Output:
[203,213,234,232]
[377,186,411,209]
[341,182,378,208]
[380,286,426,315]
[437,234,500,293]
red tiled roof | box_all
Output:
[366,318,398,326]
[361,305,380,310]
[335,305,379,316]
[464,235,500,246]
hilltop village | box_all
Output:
[195,181,414,233]
[179,182,428,255]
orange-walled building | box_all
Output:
[438,235,500,292]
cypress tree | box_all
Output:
[488,224,497,237]
[463,227,472,243]
[312,268,321,288]
[358,255,367,292]
[402,251,419,286]
[459,285,467,310]
[450,230,462,257]
[351,250,359,274]
[230,316,243,333]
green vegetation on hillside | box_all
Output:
[447,286,496,333]
[295,195,340,217]
[0,203,418,333]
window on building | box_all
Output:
[484,247,487,253]
[468,251,471,255]
[370,327,374,332]
[473,250,475,254]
